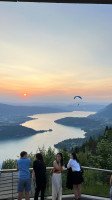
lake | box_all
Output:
[0,111,94,162]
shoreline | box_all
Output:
[0,114,53,140]
[54,116,108,151]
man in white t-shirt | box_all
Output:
[0,162,2,175]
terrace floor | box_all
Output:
[19,194,109,200]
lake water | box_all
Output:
[0,111,94,162]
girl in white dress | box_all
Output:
[67,152,83,200]
[52,153,63,200]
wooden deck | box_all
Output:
[62,194,110,200]
[19,194,110,200]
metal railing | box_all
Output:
[0,169,18,200]
[0,0,112,5]
[0,166,111,200]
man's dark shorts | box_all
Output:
[18,178,31,192]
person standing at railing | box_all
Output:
[110,174,112,200]
[17,151,31,200]
[0,162,2,175]
[32,153,46,200]
[67,152,83,200]
[52,152,63,200]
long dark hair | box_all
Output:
[56,152,63,166]
[72,152,79,163]
[36,153,46,167]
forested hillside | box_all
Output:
[74,126,112,169]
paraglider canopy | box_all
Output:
[74,96,82,100]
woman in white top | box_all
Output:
[67,153,83,200]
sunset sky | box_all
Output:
[0,2,112,104]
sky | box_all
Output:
[0,2,112,105]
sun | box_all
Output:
[21,92,29,98]
[23,93,27,97]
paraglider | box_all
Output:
[74,96,82,107]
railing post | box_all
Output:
[12,171,13,200]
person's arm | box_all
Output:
[32,161,36,179]
[53,161,61,170]
[29,158,31,168]
[0,163,2,170]
[67,159,72,169]
[32,170,35,179]
[110,175,112,186]
[0,163,2,174]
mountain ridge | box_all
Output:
[88,103,112,120]
[54,103,112,150]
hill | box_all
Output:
[74,126,112,169]
[0,103,70,117]
[55,117,103,130]
[54,103,112,150]
[88,103,112,121]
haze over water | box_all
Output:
[0,111,94,162]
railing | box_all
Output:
[0,169,17,200]
[0,0,112,5]
[0,166,111,200]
